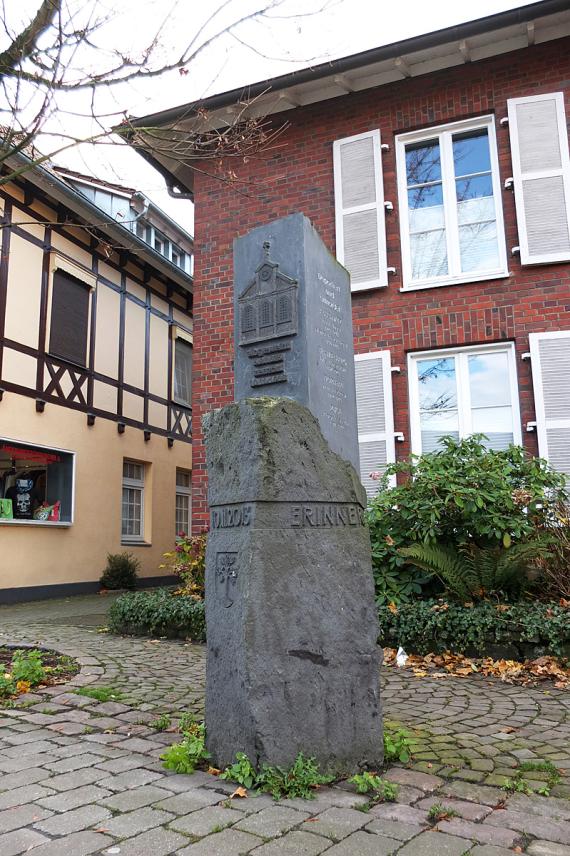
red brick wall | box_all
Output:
[191,37,570,532]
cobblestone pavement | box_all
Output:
[0,594,569,856]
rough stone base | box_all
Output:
[203,397,383,775]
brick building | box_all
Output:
[133,0,570,531]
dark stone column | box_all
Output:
[204,397,382,776]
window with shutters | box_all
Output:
[122,460,145,542]
[408,343,521,455]
[396,116,508,290]
[333,130,388,292]
[174,338,192,408]
[354,351,396,497]
[175,468,191,536]
[49,270,91,366]
[507,92,570,265]
[529,331,570,478]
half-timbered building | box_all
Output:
[0,151,193,601]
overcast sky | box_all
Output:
[24,0,539,233]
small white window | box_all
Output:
[408,344,521,455]
[396,116,508,290]
[122,460,145,542]
[175,468,191,536]
[174,338,192,407]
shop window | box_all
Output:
[49,269,91,366]
[0,439,74,524]
[174,338,192,408]
[175,469,191,536]
[121,460,145,542]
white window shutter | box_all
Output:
[354,351,396,497]
[507,92,570,265]
[529,331,570,478]
[333,130,388,291]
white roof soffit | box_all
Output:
[150,7,570,136]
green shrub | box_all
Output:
[108,588,206,640]
[349,773,398,801]
[367,436,567,604]
[0,673,16,699]
[378,599,570,657]
[383,723,413,763]
[220,752,257,789]
[160,533,206,599]
[399,541,550,601]
[100,552,140,590]
[10,649,46,686]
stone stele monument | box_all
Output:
[203,213,382,776]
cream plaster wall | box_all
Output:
[4,233,43,348]
[94,284,120,378]
[0,392,191,592]
[149,315,169,398]
[123,301,146,388]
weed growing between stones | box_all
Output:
[74,686,124,703]
[427,803,460,823]
[220,752,257,789]
[161,722,210,773]
[502,760,561,796]
[383,721,413,763]
[150,713,172,731]
[349,772,399,802]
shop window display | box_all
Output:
[0,440,74,524]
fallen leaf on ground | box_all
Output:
[208,767,221,776]
[230,786,248,799]
[383,647,570,688]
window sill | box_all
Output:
[172,399,192,410]
[400,270,511,293]
[0,519,72,528]
[121,539,152,547]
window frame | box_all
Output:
[121,460,146,544]
[46,254,96,368]
[0,436,75,527]
[175,468,191,536]
[396,115,509,292]
[173,335,193,408]
[407,342,522,456]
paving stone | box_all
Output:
[0,783,55,809]
[158,771,220,792]
[33,804,111,835]
[439,817,522,847]
[384,768,443,792]
[0,754,58,772]
[0,827,49,856]
[416,796,492,821]
[440,781,503,806]
[280,789,368,812]
[397,830,475,855]
[94,754,151,774]
[176,828,262,855]
[470,847,521,856]
[44,767,107,791]
[324,830,401,855]
[37,784,112,811]
[0,767,50,790]
[527,843,570,856]
[305,806,369,840]
[507,793,570,821]
[102,806,174,837]
[22,830,113,856]
[368,803,429,826]
[169,805,241,836]
[0,804,53,833]
[365,818,427,840]
[111,736,165,753]
[99,784,173,811]
[1,741,57,757]
[85,701,131,715]
[246,830,330,855]
[234,805,309,837]
[485,809,570,844]
[43,752,103,773]
[154,789,224,814]
[110,826,188,856]
[97,767,164,791]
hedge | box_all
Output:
[378,599,570,659]
[108,589,569,660]
[108,589,205,641]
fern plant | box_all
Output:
[399,540,550,600]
